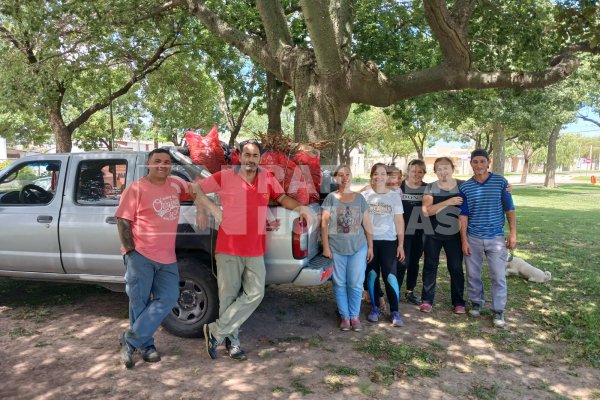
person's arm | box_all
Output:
[394,214,405,262]
[459,215,471,256]
[276,194,313,227]
[362,210,374,263]
[506,210,517,250]
[321,208,332,259]
[117,218,135,254]
[422,194,463,217]
[190,181,222,230]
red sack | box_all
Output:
[229,148,240,165]
[261,151,309,205]
[293,150,321,203]
[260,151,288,183]
[186,126,226,173]
[284,162,309,205]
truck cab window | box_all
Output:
[0,161,61,205]
[76,160,127,206]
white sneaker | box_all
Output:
[493,311,506,329]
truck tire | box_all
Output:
[161,256,218,338]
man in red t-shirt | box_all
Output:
[115,148,220,369]
[200,139,312,361]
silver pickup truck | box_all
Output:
[0,148,333,337]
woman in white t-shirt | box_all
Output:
[361,163,406,327]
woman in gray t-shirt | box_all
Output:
[322,165,373,332]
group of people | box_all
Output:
[321,149,517,334]
[114,143,516,369]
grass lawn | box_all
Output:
[428,183,600,369]
[508,183,600,367]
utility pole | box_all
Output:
[109,85,115,151]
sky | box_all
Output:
[561,108,600,137]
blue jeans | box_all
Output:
[332,245,368,319]
[464,236,508,312]
[123,251,180,350]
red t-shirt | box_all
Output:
[115,176,190,264]
[199,168,284,257]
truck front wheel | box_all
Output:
[161,256,218,338]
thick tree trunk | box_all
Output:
[266,72,289,132]
[544,124,561,188]
[520,157,529,183]
[491,123,505,175]
[293,72,350,165]
[48,108,72,153]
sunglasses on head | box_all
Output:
[238,139,263,154]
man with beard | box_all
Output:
[199,139,312,360]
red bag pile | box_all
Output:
[185,126,225,173]
[261,150,309,205]
[292,150,321,204]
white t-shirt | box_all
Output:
[361,189,404,241]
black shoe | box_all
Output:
[225,337,248,361]
[119,332,135,369]
[204,324,219,360]
[406,291,422,305]
[141,345,161,363]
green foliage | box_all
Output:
[0,0,192,148]
[554,1,600,49]
[143,52,222,145]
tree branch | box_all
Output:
[185,0,280,76]
[329,0,352,58]
[347,51,580,106]
[0,25,38,64]
[256,0,293,54]
[577,113,600,128]
[423,0,470,69]
[300,0,342,75]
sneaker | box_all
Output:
[350,317,363,332]
[453,305,466,315]
[339,318,351,331]
[391,311,404,327]
[141,345,161,363]
[419,303,432,313]
[203,324,219,359]
[367,306,380,322]
[118,331,135,369]
[378,296,387,312]
[493,311,506,329]
[406,291,422,305]
[469,303,481,317]
[225,338,248,361]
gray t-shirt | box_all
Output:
[322,192,369,255]
[361,189,404,241]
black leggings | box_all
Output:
[421,235,465,306]
[398,232,424,292]
[366,240,400,312]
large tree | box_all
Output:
[150,0,599,162]
[0,0,189,152]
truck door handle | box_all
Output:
[105,216,117,224]
[37,215,53,223]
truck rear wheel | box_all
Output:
[161,256,218,338]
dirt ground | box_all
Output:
[1,282,599,400]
